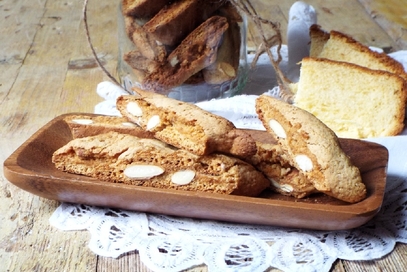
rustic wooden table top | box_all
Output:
[1,0,406,271]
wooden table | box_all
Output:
[1,0,406,271]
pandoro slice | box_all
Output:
[293,57,406,138]
[52,131,269,197]
[309,24,330,58]
[256,95,366,203]
[310,25,407,81]
[116,88,257,158]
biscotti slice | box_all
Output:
[124,16,167,62]
[64,115,154,139]
[52,132,269,197]
[246,141,316,198]
[122,0,170,18]
[294,57,407,138]
[116,89,257,158]
[142,15,229,91]
[143,0,225,47]
[314,27,407,81]
[202,5,241,84]
[256,95,366,203]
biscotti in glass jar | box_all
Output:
[118,0,248,103]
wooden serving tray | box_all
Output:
[3,113,389,230]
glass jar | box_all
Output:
[117,1,248,103]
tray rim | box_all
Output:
[3,113,389,230]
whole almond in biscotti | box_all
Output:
[143,0,226,47]
[256,95,366,203]
[116,88,257,158]
[142,15,229,92]
[245,141,317,198]
[52,131,270,197]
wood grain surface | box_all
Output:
[1,0,406,271]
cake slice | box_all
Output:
[116,89,257,158]
[52,131,269,197]
[256,95,366,203]
[310,25,407,81]
[309,24,330,58]
[293,57,406,138]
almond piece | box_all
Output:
[269,119,287,139]
[295,155,313,172]
[124,165,164,179]
[126,101,143,117]
[171,170,196,185]
[147,115,160,130]
[72,119,93,125]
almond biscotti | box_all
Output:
[246,141,316,198]
[256,95,366,203]
[143,0,225,47]
[64,115,154,139]
[202,5,242,84]
[116,89,257,158]
[52,131,270,197]
[143,15,229,91]
[122,0,170,18]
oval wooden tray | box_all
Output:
[3,113,389,230]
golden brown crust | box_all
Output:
[315,27,407,81]
[309,24,330,57]
[52,131,269,197]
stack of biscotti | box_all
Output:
[52,91,271,197]
[52,131,270,196]
[121,0,242,93]
[290,25,407,139]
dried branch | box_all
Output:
[230,0,294,103]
